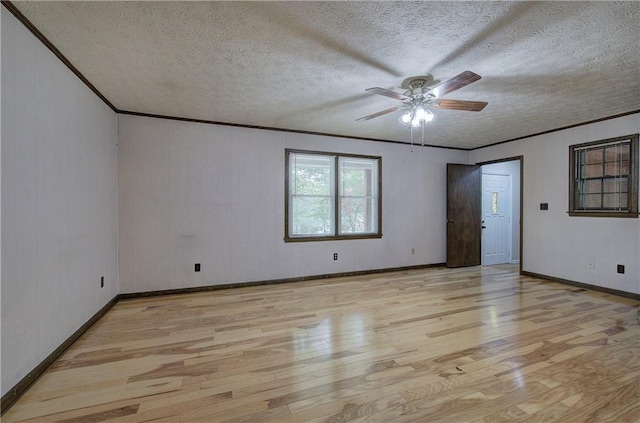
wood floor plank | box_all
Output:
[4,265,638,422]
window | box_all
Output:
[569,134,638,217]
[285,150,381,241]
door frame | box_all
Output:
[475,156,524,274]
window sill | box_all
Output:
[567,211,638,218]
[284,234,383,242]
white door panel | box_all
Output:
[481,173,511,265]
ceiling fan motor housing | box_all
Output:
[403,78,438,103]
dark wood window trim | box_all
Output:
[285,149,382,242]
[568,134,639,218]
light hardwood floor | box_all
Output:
[4,265,640,422]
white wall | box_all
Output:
[470,113,640,295]
[482,160,521,262]
[118,115,467,293]
[1,9,119,396]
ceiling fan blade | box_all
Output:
[429,71,481,98]
[365,87,409,101]
[434,99,488,112]
[356,106,400,122]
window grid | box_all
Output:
[575,143,630,211]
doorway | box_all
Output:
[481,160,521,266]
[446,157,522,271]
[481,173,511,265]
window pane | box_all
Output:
[604,161,630,177]
[338,157,379,234]
[290,153,333,196]
[340,197,376,233]
[583,180,601,194]
[603,193,627,209]
[339,157,378,197]
[583,163,603,178]
[584,149,603,164]
[605,144,630,162]
[603,178,628,194]
[582,193,602,209]
[291,196,333,235]
[289,153,335,236]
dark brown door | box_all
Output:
[447,163,481,267]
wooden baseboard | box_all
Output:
[120,263,446,300]
[521,271,640,300]
[1,295,120,415]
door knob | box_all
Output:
[481,225,487,229]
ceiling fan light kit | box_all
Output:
[400,105,435,128]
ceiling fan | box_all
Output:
[356,70,488,127]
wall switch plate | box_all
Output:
[540,203,549,210]
[195,263,201,272]
[617,264,625,274]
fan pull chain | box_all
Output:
[410,125,414,150]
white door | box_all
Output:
[481,173,511,265]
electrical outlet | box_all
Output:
[587,261,595,270]
[195,263,201,272]
[333,253,338,261]
[617,264,625,274]
[100,276,104,288]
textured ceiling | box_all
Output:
[11,1,640,149]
